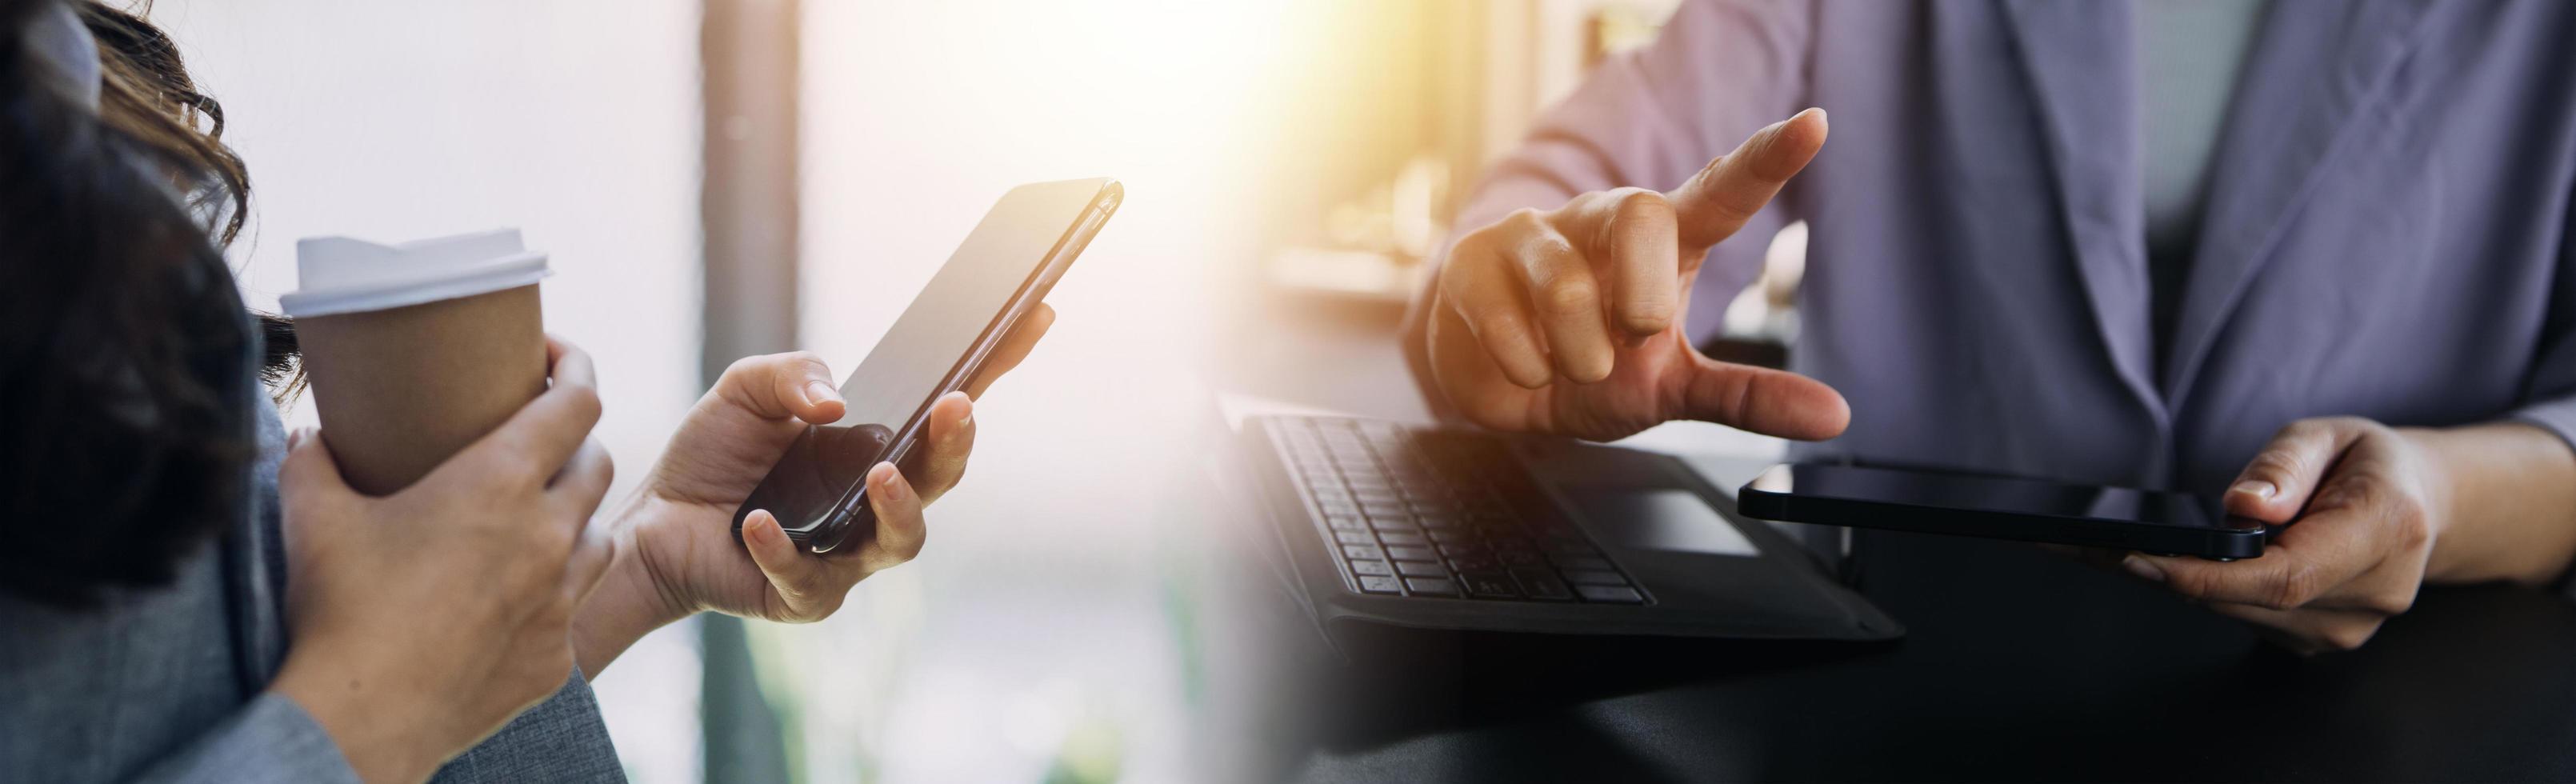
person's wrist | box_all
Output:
[2394,425,2474,581]
[2393,426,2459,530]
[272,649,441,784]
[569,493,699,675]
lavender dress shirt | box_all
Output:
[1406,0,2576,498]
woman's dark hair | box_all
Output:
[1,0,292,608]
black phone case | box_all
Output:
[1735,470,2268,560]
[730,179,1122,554]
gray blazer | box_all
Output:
[0,403,625,783]
[1406,0,2576,494]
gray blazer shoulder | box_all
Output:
[0,402,622,782]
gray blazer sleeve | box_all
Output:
[430,672,626,783]
[127,693,358,784]
[122,673,622,784]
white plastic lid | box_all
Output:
[280,229,551,318]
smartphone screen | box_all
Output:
[737,178,1118,552]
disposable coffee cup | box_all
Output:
[281,229,552,496]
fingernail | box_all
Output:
[872,462,902,495]
[2122,555,2166,584]
[286,428,307,449]
[806,382,841,405]
[2231,480,2277,500]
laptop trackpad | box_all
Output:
[1573,489,1759,557]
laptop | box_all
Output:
[1235,414,1901,643]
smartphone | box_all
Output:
[733,178,1122,554]
[1736,463,2268,560]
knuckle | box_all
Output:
[2313,474,2383,512]
[2274,418,2328,440]
[535,518,578,556]
[786,351,830,378]
[2366,586,2419,617]
[2164,570,2218,603]
[1473,311,1533,348]
[2320,622,2381,652]
[721,355,765,382]
[561,385,604,424]
[1536,276,1600,317]
[2379,488,2433,546]
[1604,189,1675,245]
[1622,294,1677,331]
[1502,206,1550,233]
[2244,449,2305,482]
[2267,565,2321,611]
[1608,187,1671,220]
[485,452,545,490]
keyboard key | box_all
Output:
[1562,570,1627,586]
[1342,545,1384,561]
[1386,546,1439,562]
[1361,502,1409,518]
[1577,585,1645,603]
[1498,550,1546,567]
[1403,577,1460,596]
[1325,516,1368,532]
[1349,559,1394,576]
[1551,555,1613,571]
[1366,517,1418,533]
[1358,575,1402,594]
[1546,541,1602,557]
[1435,539,1486,555]
[1396,560,1446,578]
[1334,531,1375,546]
[1426,528,1476,543]
[1446,554,1498,572]
[1377,532,1428,546]
[1510,567,1575,601]
[1460,571,1521,598]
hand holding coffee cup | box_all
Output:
[281,229,553,495]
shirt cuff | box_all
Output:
[2504,396,2576,599]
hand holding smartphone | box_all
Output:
[734,178,1122,553]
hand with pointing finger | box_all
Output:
[1425,108,1849,442]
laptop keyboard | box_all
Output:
[1265,416,1647,604]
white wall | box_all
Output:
[149,2,706,780]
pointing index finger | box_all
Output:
[1666,107,1828,251]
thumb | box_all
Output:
[276,428,361,558]
[2226,418,2367,524]
[276,427,354,510]
[1666,107,1829,251]
[1671,354,1850,441]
